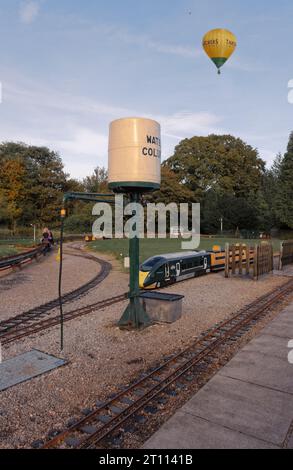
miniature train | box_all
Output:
[139,246,227,289]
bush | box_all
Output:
[0,226,39,240]
[63,215,93,234]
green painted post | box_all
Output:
[129,193,140,300]
[118,192,152,329]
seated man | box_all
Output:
[42,231,51,254]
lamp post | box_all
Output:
[30,224,36,244]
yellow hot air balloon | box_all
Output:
[203,29,237,74]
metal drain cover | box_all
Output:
[0,349,67,392]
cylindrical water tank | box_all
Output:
[108,117,161,192]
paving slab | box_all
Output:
[274,266,293,277]
[286,433,293,449]
[281,303,293,313]
[230,333,291,360]
[143,411,278,449]
[143,302,293,449]
[181,375,293,446]
[261,312,293,339]
[219,349,293,394]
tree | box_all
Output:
[0,158,25,232]
[147,166,195,205]
[200,190,221,234]
[0,142,68,227]
[165,135,265,201]
[83,167,108,193]
[257,155,283,231]
[218,194,258,231]
[200,189,259,234]
[275,133,293,228]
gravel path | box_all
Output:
[0,246,101,322]
[0,249,289,449]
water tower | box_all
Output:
[108,117,161,328]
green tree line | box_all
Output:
[0,133,292,235]
[149,133,293,234]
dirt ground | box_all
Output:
[0,248,290,449]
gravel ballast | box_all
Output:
[0,247,290,449]
[0,248,101,322]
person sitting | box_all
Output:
[48,229,54,246]
[42,231,51,254]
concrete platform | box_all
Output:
[274,265,293,277]
[144,302,293,449]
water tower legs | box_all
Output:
[118,192,152,329]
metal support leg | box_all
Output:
[118,192,152,329]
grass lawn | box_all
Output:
[0,246,19,258]
[0,239,36,259]
[89,237,282,266]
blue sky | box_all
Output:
[0,0,292,178]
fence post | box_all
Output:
[279,241,283,271]
[225,243,230,278]
[239,244,243,275]
[232,245,236,275]
[253,244,258,280]
[246,245,250,275]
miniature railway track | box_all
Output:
[0,245,46,272]
[1,244,283,346]
[41,278,293,450]
[0,246,112,342]
[0,292,127,345]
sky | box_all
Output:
[0,0,292,179]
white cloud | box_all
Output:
[225,56,268,73]
[160,111,222,137]
[19,1,40,24]
[57,129,109,177]
[0,125,109,178]
[5,79,222,139]
[147,42,198,59]
[259,149,277,166]
[57,18,202,60]
[5,81,136,118]
[57,128,108,159]
[114,28,202,59]
[0,76,223,178]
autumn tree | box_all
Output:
[83,167,108,193]
[0,142,68,227]
[0,158,25,232]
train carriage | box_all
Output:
[139,245,254,289]
[139,251,211,289]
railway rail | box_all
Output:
[40,278,293,450]
[0,292,127,345]
[0,246,112,342]
[0,243,286,347]
[0,245,47,271]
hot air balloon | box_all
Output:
[202,29,237,74]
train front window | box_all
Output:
[141,257,164,272]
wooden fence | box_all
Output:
[256,243,274,278]
[225,243,274,279]
[280,241,293,269]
